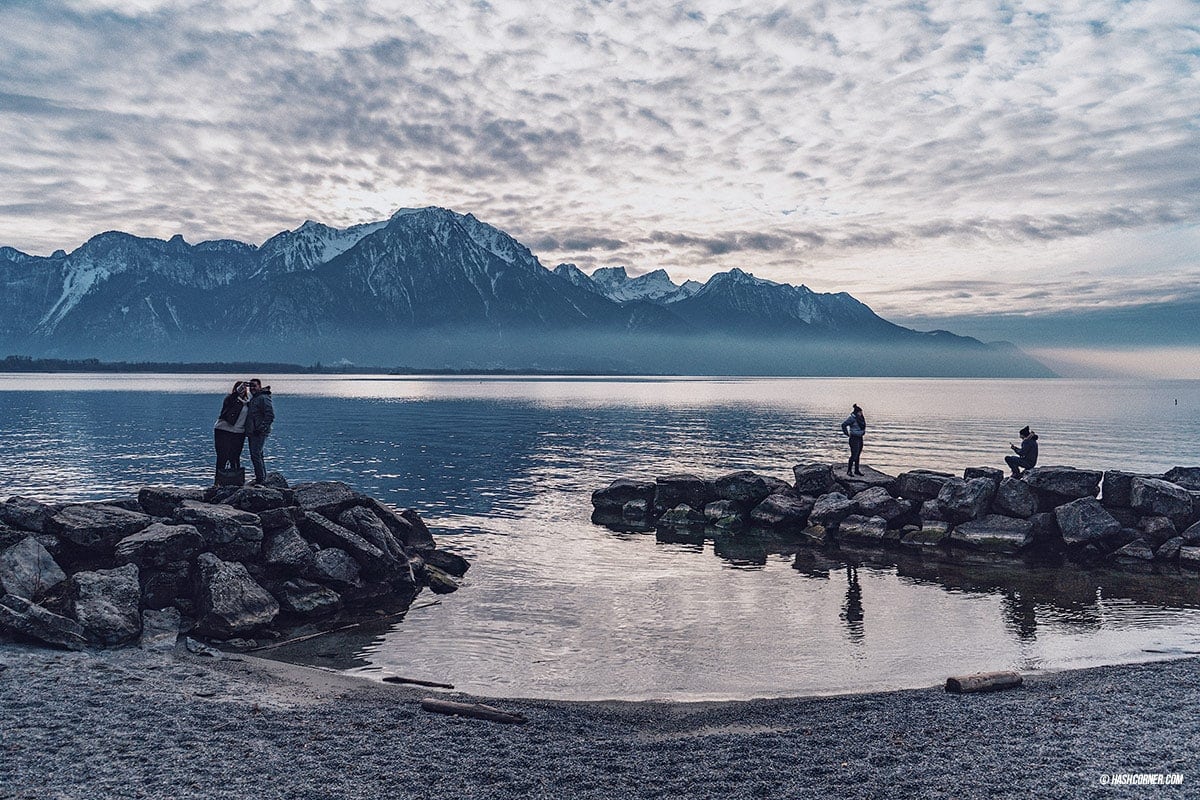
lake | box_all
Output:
[1,373,1199,700]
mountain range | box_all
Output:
[0,207,1052,376]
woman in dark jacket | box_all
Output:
[212,381,249,486]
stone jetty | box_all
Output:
[0,474,468,651]
[592,464,1200,571]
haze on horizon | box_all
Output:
[1,0,1198,377]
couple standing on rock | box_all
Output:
[213,379,274,487]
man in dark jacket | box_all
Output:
[245,379,275,484]
[1005,426,1038,477]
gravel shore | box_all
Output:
[1,642,1196,799]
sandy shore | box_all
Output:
[1,641,1196,799]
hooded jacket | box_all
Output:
[245,388,274,437]
[1016,433,1038,467]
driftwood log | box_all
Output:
[420,698,528,724]
[945,670,1023,694]
[383,676,455,689]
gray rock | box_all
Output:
[0,496,56,533]
[837,514,895,545]
[262,471,290,490]
[1156,537,1183,562]
[222,486,287,513]
[832,465,896,496]
[658,504,705,527]
[1023,467,1102,506]
[852,487,910,525]
[422,549,469,577]
[591,478,656,512]
[273,579,341,618]
[0,594,87,649]
[139,607,182,651]
[704,500,746,531]
[919,499,944,522]
[362,500,436,550]
[0,536,66,600]
[1029,512,1061,549]
[47,504,153,552]
[792,463,835,496]
[1183,520,1200,544]
[901,522,951,548]
[1138,516,1178,549]
[749,494,813,529]
[949,515,1034,553]
[257,507,298,532]
[937,478,996,524]
[337,506,406,561]
[809,492,853,528]
[297,511,389,576]
[1111,538,1155,563]
[714,471,783,505]
[654,474,716,514]
[139,564,192,612]
[621,499,650,520]
[137,486,206,518]
[262,525,315,573]
[305,547,364,590]
[964,466,1004,483]
[992,477,1038,519]
[174,500,263,561]
[1162,466,1200,491]
[424,564,459,594]
[895,470,955,502]
[69,563,142,646]
[113,523,203,569]
[1099,471,1153,509]
[194,552,279,637]
[1130,477,1194,530]
[1055,498,1122,546]
[291,481,369,517]
[1179,546,1200,570]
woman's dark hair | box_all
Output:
[231,381,245,395]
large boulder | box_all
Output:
[422,549,470,578]
[1110,538,1155,564]
[139,564,192,612]
[1130,477,1194,530]
[1023,467,1102,507]
[937,478,996,524]
[221,486,287,513]
[0,594,87,649]
[833,465,896,496]
[714,471,785,505]
[851,487,911,526]
[621,499,650,521]
[262,525,316,573]
[0,536,66,600]
[809,492,853,528]
[591,478,656,513]
[0,496,57,533]
[297,512,390,576]
[257,507,299,533]
[272,579,342,618]
[174,501,264,561]
[792,463,834,496]
[750,494,813,529]
[704,500,746,530]
[363,500,436,550]
[654,474,716,514]
[1028,512,1061,549]
[964,467,1004,483]
[69,563,142,646]
[292,481,369,518]
[304,547,365,590]
[949,515,1034,554]
[658,504,705,527]
[901,522,951,548]
[1055,498,1121,547]
[47,504,153,552]
[1139,516,1178,549]
[139,607,182,651]
[1162,467,1200,491]
[337,506,407,562]
[837,514,895,545]
[113,523,203,569]
[992,477,1037,519]
[137,486,206,518]
[895,471,955,502]
[1156,537,1183,562]
[1099,471,1154,509]
[1179,547,1200,570]
[193,553,279,637]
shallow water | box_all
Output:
[1,373,1199,700]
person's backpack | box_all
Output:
[220,396,242,426]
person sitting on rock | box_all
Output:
[1005,426,1038,477]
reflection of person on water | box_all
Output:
[841,565,864,643]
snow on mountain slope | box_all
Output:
[589,266,700,303]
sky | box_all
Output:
[1,0,1198,375]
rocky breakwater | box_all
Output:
[0,475,469,651]
[591,464,1200,573]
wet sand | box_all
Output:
[1,642,1196,799]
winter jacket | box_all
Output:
[245,388,274,436]
[214,394,248,434]
[1015,434,1038,467]
[841,413,866,437]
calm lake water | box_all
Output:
[2,373,1199,700]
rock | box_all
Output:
[139,564,192,612]
[422,549,469,577]
[222,486,287,513]
[937,478,996,524]
[1157,537,1183,561]
[714,471,783,505]
[1099,471,1153,509]
[1023,467,1102,507]
[304,547,364,590]
[0,594,87,649]
[654,474,715,514]
[337,506,406,561]
[658,504,705,527]
[185,637,223,658]
[47,504,153,552]
[833,465,896,495]
[257,507,298,532]
[750,493,813,529]
[101,498,143,513]
[1055,498,1122,547]
[0,496,56,533]
[262,471,290,489]
[1179,546,1200,570]
[919,499,944,522]
[1130,477,1194,530]
[69,563,142,646]
[194,552,279,636]
[837,514,895,545]
[895,470,955,502]
[113,523,203,569]
[851,487,910,526]
[137,486,206,518]
[621,499,650,520]
[424,564,459,594]
[703,500,745,530]
[1111,538,1155,563]
[992,477,1038,519]
[1138,516,1178,549]
[292,481,369,517]
[901,522,951,547]
[591,478,656,512]
[792,463,835,496]
[297,512,390,576]
[139,607,182,651]
[1028,512,1061,549]
[964,466,1004,483]
[0,536,67,600]
[1183,520,1200,545]
[809,492,853,528]
[261,525,315,573]
[1162,466,1200,491]
[174,501,264,562]
[949,515,1034,554]
[273,579,341,618]
[361,500,436,550]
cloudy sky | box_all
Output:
[2,0,1198,373]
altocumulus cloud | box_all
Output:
[0,0,1197,320]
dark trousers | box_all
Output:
[248,433,269,483]
[847,435,864,472]
[1005,455,1032,475]
[214,429,245,472]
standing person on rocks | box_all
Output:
[245,378,275,485]
[212,381,249,486]
[840,403,867,476]
[1005,425,1038,477]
